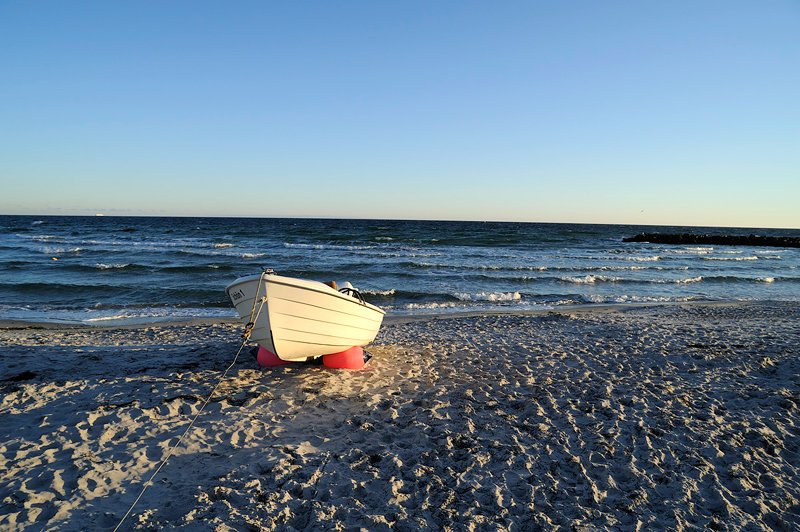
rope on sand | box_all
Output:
[114,278,268,530]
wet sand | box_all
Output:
[1,302,798,529]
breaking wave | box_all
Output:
[702,256,759,261]
[454,291,522,302]
[284,242,376,251]
[361,288,397,296]
[560,275,703,285]
[96,263,131,270]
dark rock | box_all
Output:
[6,370,37,382]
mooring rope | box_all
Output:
[244,271,269,332]
[114,277,268,531]
[113,338,248,531]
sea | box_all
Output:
[1,215,799,325]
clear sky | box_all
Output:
[1,1,798,228]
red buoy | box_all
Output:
[322,346,365,370]
[256,347,293,367]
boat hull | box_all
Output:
[225,273,385,361]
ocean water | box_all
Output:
[1,215,798,325]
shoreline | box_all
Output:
[0,298,748,331]
[1,300,798,529]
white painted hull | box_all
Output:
[225,273,385,362]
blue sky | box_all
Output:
[1,1,798,228]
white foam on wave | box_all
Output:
[402,301,460,310]
[584,265,656,272]
[370,250,441,259]
[399,300,550,312]
[284,242,375,251]
[602,266,647,271]
[480,264,548,271]
[669,247,713,254]
[213,243,234,248]
[241,252,266,259]
[553,265,688,273]
[626,256,661,262]
[454,291,522,302]
[674,276,703,284]
[757,277,775,283]
[587,294,699,304]
[702,256,758,261]
[95,263,130,270]
[85,314,135,322]
[561,275,621,284]
[628,265,689,271]
[562,275,703,284]
[46,247,84,254]
[83,307,237,323]
[563,275,595,284]
[0,306,237,325]
[362,288,396,296]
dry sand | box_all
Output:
[1,302,798,530]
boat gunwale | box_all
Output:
[226,274,386,316]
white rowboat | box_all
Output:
[225,272,385,362]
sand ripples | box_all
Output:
[0,304,798,529]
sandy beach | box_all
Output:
[1,302,798,530]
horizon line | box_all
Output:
[1,212,798,231]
